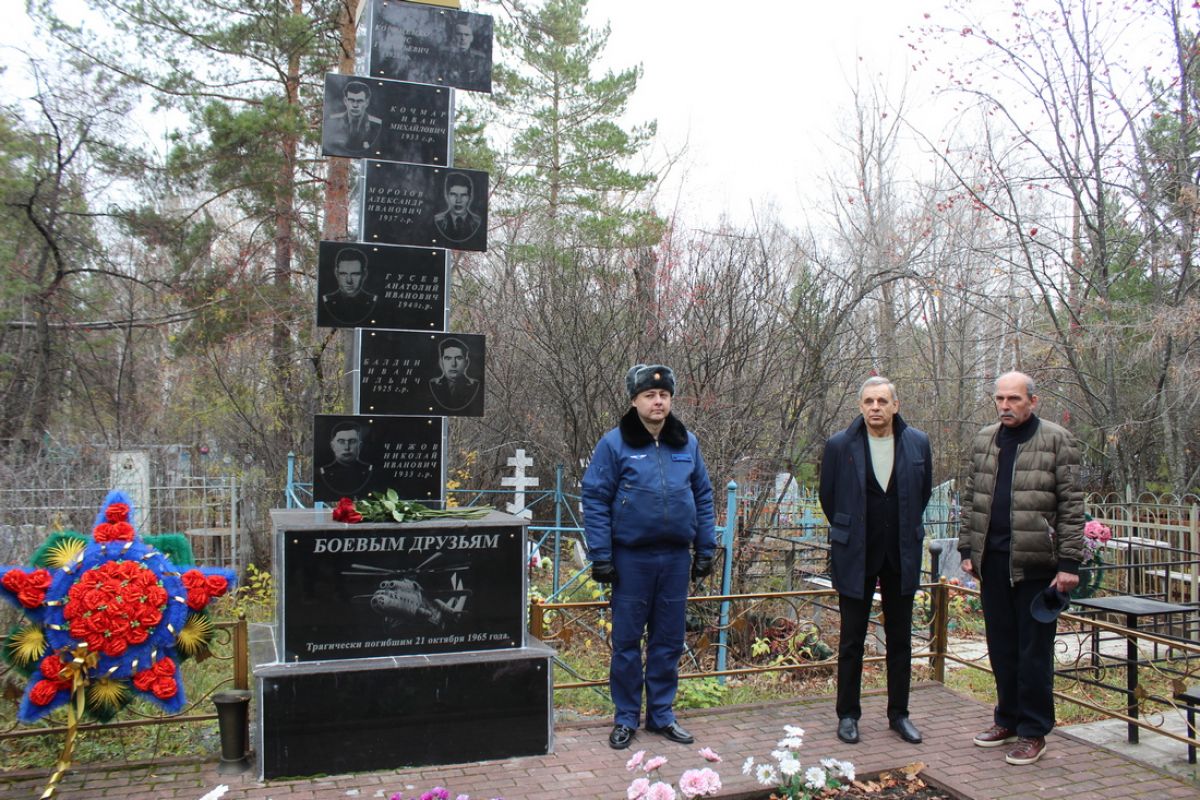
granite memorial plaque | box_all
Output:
[362,162,488,251]
[369,0,493,94]
[316,241,446,330]
[312,414,442,504]
[279,521,525,661]
[359,330,485,417]
[321,74,450,164]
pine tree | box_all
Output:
[495,0,662,248]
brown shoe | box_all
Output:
[973,724,1018,748]
[1005,736,1047,765]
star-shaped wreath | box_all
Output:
[0,490,236,728]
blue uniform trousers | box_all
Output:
[610,544,691,729]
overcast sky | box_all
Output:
[1,1,964,225]
[2,1,1162,228]
[587,1,950,226]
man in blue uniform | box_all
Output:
[819,376,932,746]
[582,364,716,750]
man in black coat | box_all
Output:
[819,376,932,746]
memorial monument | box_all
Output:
[253,0,552,779]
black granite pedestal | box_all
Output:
[255,509,553,780]
[254,645,553,779]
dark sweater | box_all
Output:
[987,415,1039,552]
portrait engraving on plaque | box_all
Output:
[359,331,485,417]
[321,78,383,157]
[321,74,450,164]
[362,162,488,252]
[370,0,493,94]
[316,241,446,330]
[312,415,442,503]
[319,245,378,326]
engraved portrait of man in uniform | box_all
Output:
[325,80,383,155]
[321,248,378,325]
[429,337,481,412]
[318,421,374,497]
[433,172,482,243]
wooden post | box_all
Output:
[931,579,949,684]
[529,599,545,641]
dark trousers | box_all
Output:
[609,545,690,729]
[836,560,913,721]
[980,550,1057,737]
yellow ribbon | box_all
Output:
[38,647,91,800]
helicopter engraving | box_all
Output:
[346,552,471,629]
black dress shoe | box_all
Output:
[889,716,922,744]
[646,721,694,744]
[609,724,635,749]
[837,717,859,744]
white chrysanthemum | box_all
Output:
[804,766,828,790]
[770,750,788,762]
[778,755,801,777]
[783,725,805,738]
[755,763,778,786]
[742,757,755,776]
[776,736,803,749]
[836,760,856,781]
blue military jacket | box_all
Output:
[582,409,716,563]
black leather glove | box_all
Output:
[691,555,714,580]
[591,560,617,584]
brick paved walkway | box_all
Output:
[2,683,1197,800]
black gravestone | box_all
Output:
[312,414,442,504]
[362,162,488,252]
[278,518,525,662]
[256,646,552,779]
[316,241,446,330]
[359,330,485,417]
[321,74,450,164]
[369,0,493,94]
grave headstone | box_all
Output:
[362,162,488,252]
[316,241,446,331]
[108,451,150,529]
[312,415,442,504]
[358,330,485,416]
[279,517,525,661]
[321,74,450,164]
[930,537,970,585]
[368,0,494,93]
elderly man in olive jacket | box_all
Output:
[819,376,932,746]
[959,371,1084,766]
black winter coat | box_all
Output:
[818,414,933,599]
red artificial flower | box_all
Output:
[150,675,178,699]
[93,520,135,542]
[30,679,66,706]
[64,561,167,657]
[105,503,130,523]
[133,657,177,698]
[181,570,229,610]
[39,654,70,682]
[332,497,363,524]
[2,568,52,608]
